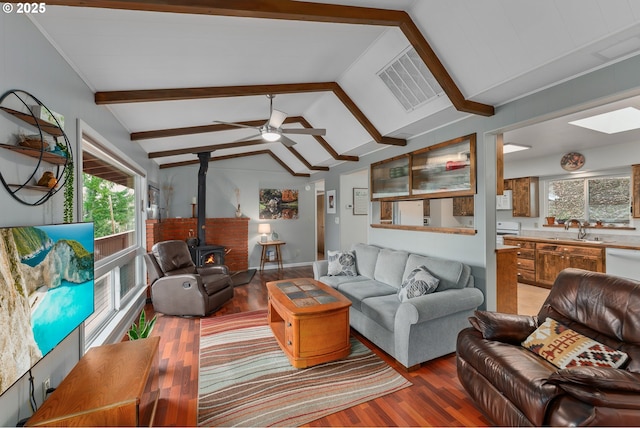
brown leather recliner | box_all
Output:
[144,240,233,316]
[457,268,640,426]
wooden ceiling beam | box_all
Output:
[141,115,357,163]
[52,0,494,116]
[97,82,404,147]
[158,148,310,177]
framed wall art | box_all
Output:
[259,188,299,219]
[326,190,336,214]
[353,188,369,215]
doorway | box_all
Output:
[315,180,325,260]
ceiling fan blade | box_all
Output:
[279,135,297,148]
[212,121,258,129]
[227,134,262,144]
[268,109,287,129]
[282,128,326,136]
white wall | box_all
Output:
[339,169,369,250]
[159,156,316,268]
[0,14,158,426]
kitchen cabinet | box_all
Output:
[508,177,538,217]
[370,155,410,200]
[503,238,536,285]
[452,196,474,216]
[633,164,640,218]
[535,243,604,287]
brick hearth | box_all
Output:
[146,218,249,271]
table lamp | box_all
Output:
[258,223,271,242]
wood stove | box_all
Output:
[188,151,226,267]
[189,245,225,268]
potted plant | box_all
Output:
[127,310,157,340]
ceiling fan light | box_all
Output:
[262,131,281,142]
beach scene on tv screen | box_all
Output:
[0,223,94,396]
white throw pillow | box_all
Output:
[398,266,439,302]
[327,250,357,276]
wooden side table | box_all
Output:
[258,240,285,270]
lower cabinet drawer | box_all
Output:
[517,269,536,282]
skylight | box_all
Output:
[568,107,640,134]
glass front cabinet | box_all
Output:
[370,154,410,200]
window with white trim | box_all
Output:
[80,131,145,348]
[547,175,631,224]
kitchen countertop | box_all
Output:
[502,235,640,251]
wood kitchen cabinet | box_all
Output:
[452,196,474,216]
[535,243,604,287]
[511,177,539,217]
[503,238,536,285]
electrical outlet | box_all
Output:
[43,378,50,401]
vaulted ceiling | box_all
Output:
[26,1,640,176]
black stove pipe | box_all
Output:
[197,152,210,246]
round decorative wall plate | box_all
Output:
[560,152,585,171]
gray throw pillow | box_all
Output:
[327,250,357,276]
[398,265,439,302]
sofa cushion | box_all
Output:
[352,243,380,279]
[318,275,369,289]
[522,317,629,369]
[337,279,397,311]
[398,266,439,302]
[327,250,358,276]
[403,254,470,291]
[457,327,561,426]
[373,248,409,289]
[361,294,401,332]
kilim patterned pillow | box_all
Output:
[521,317,628,369]
[327,250,357,276]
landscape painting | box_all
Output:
[259,189,299,219]
[0,223,94,396]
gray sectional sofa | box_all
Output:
[313,243,484,370]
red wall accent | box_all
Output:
[145,218,249,271]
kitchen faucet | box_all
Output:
[565,219,587,239]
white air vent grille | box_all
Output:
[378,47,444,111]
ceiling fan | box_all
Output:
[213,95,326,147]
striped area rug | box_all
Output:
[197,310,412,427]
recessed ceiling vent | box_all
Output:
[378,47,444,112]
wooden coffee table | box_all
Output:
[266,278,352,368]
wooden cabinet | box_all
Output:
[506,177,538,217]
[535,243,604,287]
[27,337,160,427]
[452,196,474,216]
[633,164,640,218]
[370,155,410,199]
[496,246,518,314]
[503,238,536,285]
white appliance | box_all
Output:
[496,190,513,210]
[496,221,520,245]
[605,248,640,280]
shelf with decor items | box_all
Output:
[0,89,72,207]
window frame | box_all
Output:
[77,120,147,351]
[545,170,631,224]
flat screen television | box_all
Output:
[0,222,94,396]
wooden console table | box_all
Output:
[258,240,285,270]
[27,336,160,427]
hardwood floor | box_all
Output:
[147,266,491,427]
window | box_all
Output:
[80,125,146,348]
[548,176,630,223]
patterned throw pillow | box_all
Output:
[327,250,357,276]
[398,266,439,302]
[521,317,628,369]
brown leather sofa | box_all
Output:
[457,268,640,426]
[144,240,233,316]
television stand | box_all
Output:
[26,336,160,427]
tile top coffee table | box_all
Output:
[266,278,352,368]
